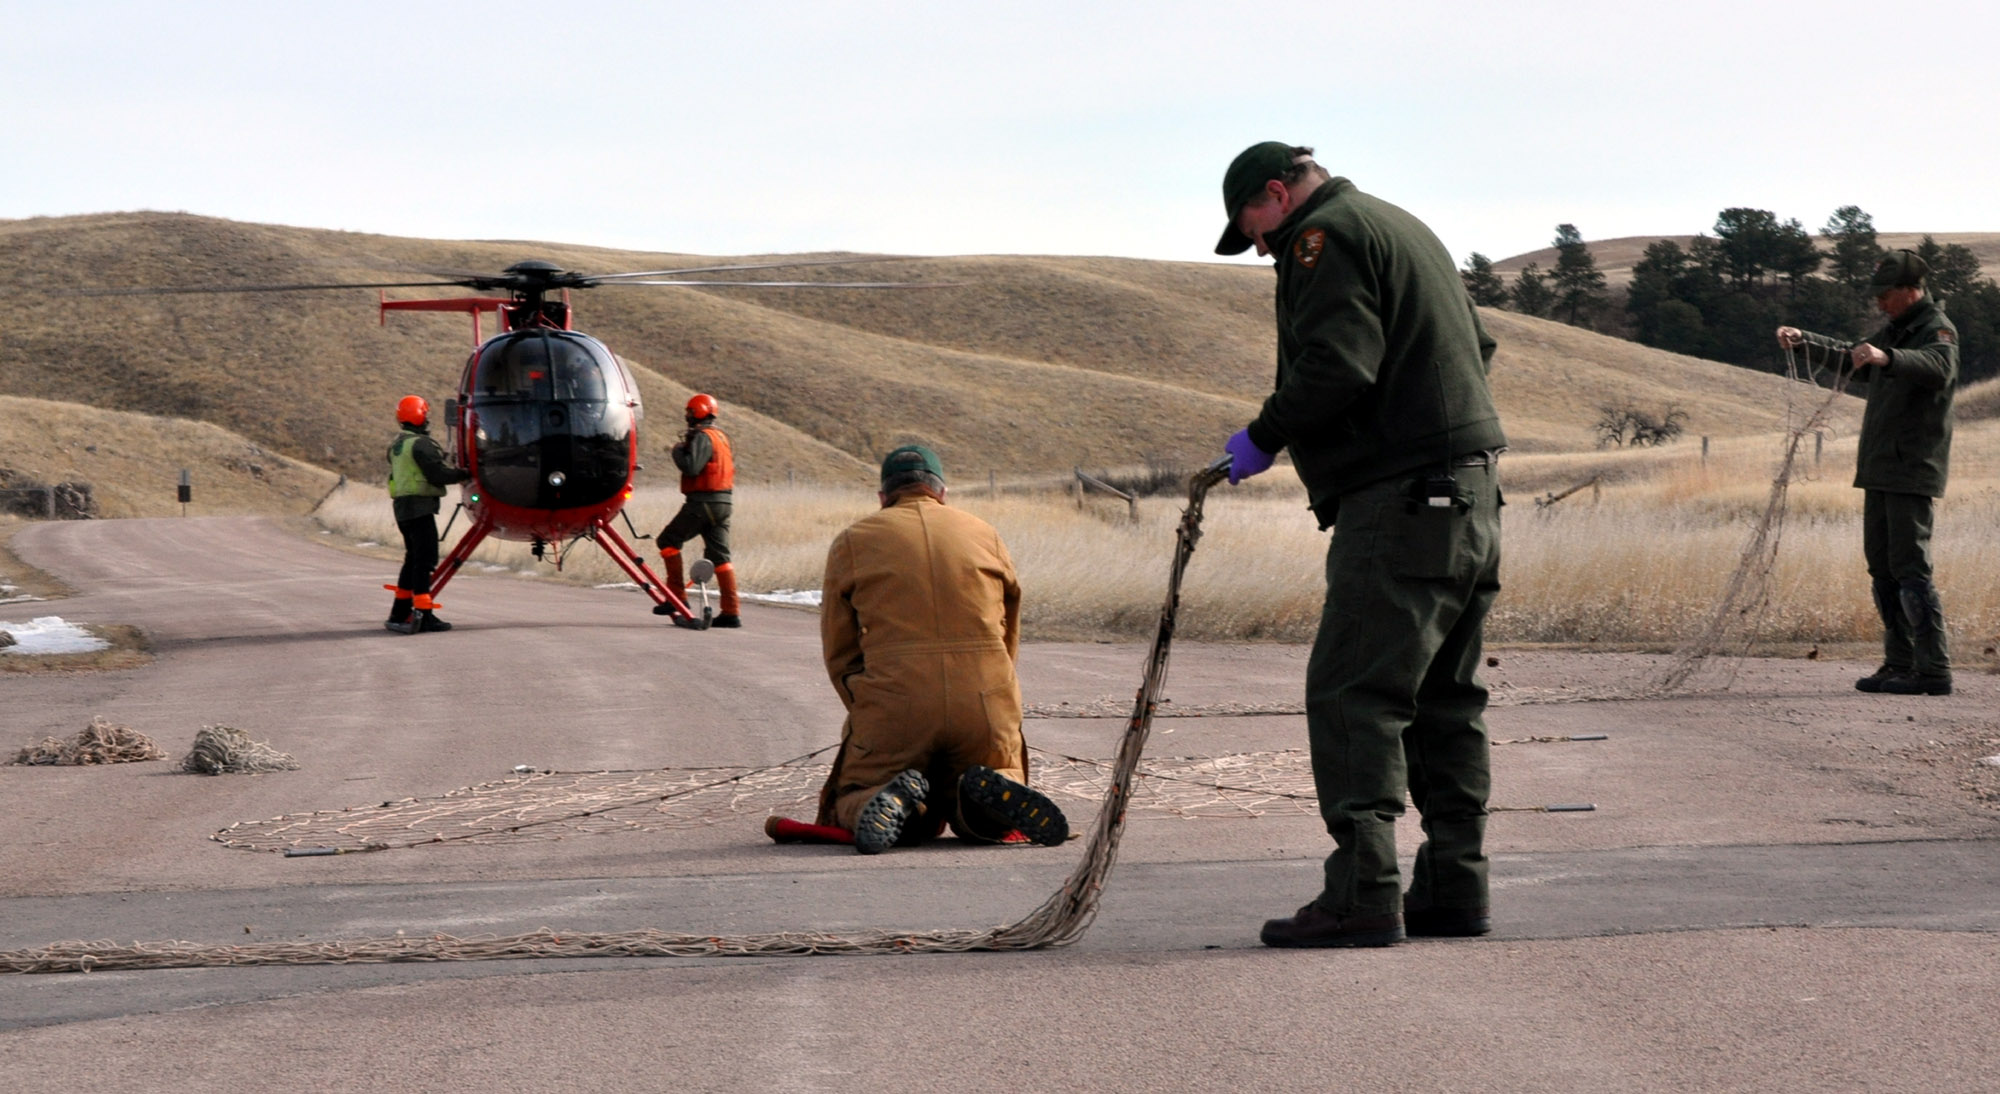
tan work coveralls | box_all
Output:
[815,494,1027,838]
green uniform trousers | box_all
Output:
[659,493,732,565]
[1307,461,1500,918]
[1862,489,1948,676]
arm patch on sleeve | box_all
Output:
[1937,328,1956,344]
[1294,228,1326,268]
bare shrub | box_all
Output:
[1596,402,1688,448]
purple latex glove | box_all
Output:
[1224,429,1275,485]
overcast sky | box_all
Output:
[5,1,1996,268]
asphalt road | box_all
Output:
[3,516,1997,1092]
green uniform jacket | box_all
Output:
[1798,296,1957,497]
[386,424,470,522]
[1244,178,1505,528]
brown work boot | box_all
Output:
[1259,902,1403,948]
[853,769,929,855]
[958,765,1068,847]
[1403,905,1491,938]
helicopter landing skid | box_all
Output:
[589,516,696,621]
[668,558,717,629]
[427,513,697,622]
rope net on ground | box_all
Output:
[2,462,1235,973]
[8,716,163,766]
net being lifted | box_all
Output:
[1649,343,1850,694]
[1,462,1236,975]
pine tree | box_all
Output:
[1913,236,1983,300]
[1511,262,1555,318]
[1460,252,1509,307]
[1821,206,1883,291]
[1550,224,1607,326]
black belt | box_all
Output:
[1450,448,1505,468]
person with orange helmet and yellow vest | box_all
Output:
[653,393,740,627]
[384,395,469,634]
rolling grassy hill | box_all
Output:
[0,211,1924,516]
[1493,233,2000,287]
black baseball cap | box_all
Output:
[1871,249,1928,292]
[1215,141,1300,256]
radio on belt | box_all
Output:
[1420,471,1457,508]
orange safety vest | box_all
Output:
[681,426,735,493]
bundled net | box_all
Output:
[9,716,164,766]
[3,462,1236,973]
[180,725,301,775]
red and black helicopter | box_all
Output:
[76,256,927,626]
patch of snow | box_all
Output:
[357,541,380,548]
[594,581,642,591]
[474,563,511,573]
[1980,755,2000,768]
[747,589,821,608]
[0,616,111,655]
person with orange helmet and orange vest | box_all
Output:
[653,393,740,628]
[384,395,470,634]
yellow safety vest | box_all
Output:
[386,433,447,499]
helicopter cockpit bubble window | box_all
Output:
[465,331,635,511]
[472,331,615,402]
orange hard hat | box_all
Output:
[686,393,718,420]
[396,395,429,426]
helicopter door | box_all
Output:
[465,330,635,511]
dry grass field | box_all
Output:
[312,418,2000,652]
[11,212,2000,654]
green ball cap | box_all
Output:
[1216,141,1298,256]
[1871,249,1929,291]
[879,444,945,485]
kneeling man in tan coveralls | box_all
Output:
[815,445,1070,855]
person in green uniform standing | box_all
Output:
[1213,142,1506,948]
[384,395,470,634]
[1777,249,1959,695]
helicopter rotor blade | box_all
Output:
[578,255,918,282]
[63,278,479,298]
[595,279,955,289]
